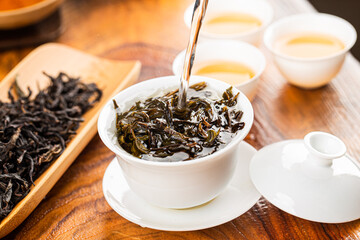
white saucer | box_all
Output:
[102,141,261,231]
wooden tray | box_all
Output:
[0,43,141,237]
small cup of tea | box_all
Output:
[98,76,254,209]
[172,40,266,101]
[264,13,357,89]
[184,0,274,46]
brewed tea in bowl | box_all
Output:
[98,76,253,209]
[0,0,63,29]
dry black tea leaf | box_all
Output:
[114,82,245,162]
[0,72,102,221]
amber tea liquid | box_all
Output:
[202,12,262,35]
[192,61,255,86]
[0,0,45,11]
[274,32,345,58]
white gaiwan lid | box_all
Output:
[249,131,360,223]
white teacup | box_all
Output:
[172,40,266,101]
[98,76,254,209]
[264,13,357,89]
[184,0,274,46]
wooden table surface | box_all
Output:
[2,0,360,239]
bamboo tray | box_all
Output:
[0,43,141,237]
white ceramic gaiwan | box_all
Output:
[172,40,266,101]
[184,0,274,46]
[250,131,360,223]
[264,13,357,89]
[98,76,254,209]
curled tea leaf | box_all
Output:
[134,139,150,154]
[0,72,102,221]
[114,82,245,162]
[205,129,220,145]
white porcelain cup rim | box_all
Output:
[98,76,254,167]
[183,0,274,39]
[264,13,357,62]
[172,40,266,88]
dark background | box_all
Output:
[309,0,360,60]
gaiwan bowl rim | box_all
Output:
[183,0,274,39]
[263,13,357,62]
[98,75,254,167]
[0,0,61,16]
[171,40,266,88]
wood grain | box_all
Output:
[1,0,360,239]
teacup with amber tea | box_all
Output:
[172,40,266,101]
[184,0,273,46]
[264,13,357,89]
[98,76,253,209]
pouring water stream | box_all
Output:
[177,0,209,109]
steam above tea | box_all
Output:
[113,82,245,162]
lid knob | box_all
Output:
[304,131,347,167]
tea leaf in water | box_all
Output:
[114,82,245,162]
